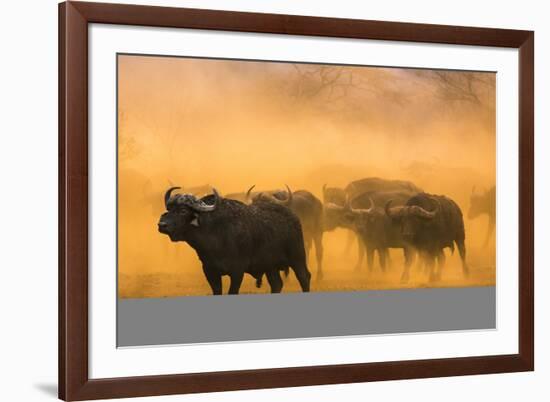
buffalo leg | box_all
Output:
[457,240,469,277]
[366,246,375,273]
[384,249,392,270]
[313,232,324,280]
[266,270,283,293]
[203,267,222,295]
[355,235,365,271]
[426,255,437,282]
[401,248,413,283]
[228,272,244,295]
[436,250,446,280]
[304,236,312,261]
[422,251,431,275]
[255,275,263,288]
[290,262,311,292]
[378,248,387,272]
[416,250,425,272]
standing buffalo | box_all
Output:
[323,178,421,270]
[158,187,311,295]
[468,186,496,247]
[256,186,325,279]
[327,197,415,281]
[322,184,357,256]
[385,193,469,281]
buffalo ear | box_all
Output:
[190,213,200,227]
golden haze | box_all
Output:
[117,55,496,298]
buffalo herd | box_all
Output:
[158,177,490,295]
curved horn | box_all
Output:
[245,185,256,203]
[285,184,293,206]
[343,195,352,211]
[411,197,440,219]
[190,188,221,212]
[351,196,374,214]
[385,199,404,218]
[325,202,345,211]
[261,185,293,207]
[164,186,181,208]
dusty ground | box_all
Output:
[119,238,495,299]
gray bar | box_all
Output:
[118,286,495,347]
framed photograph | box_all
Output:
[59,1,534,400]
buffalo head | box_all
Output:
[253,184,293,207]
[323,196,374,231]
[158,186,220,241]
[385,196,440,240]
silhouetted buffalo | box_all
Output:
[255,186,325,279]
[468,186,496,247]
[324,179,421,271]
[327,196,415,281]
[158,187,311,295]
[385,193,468,281]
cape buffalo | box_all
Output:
[324,185,420,271]
[468,186,496,247]
[385,193,469,281]
[255,186,325,280]
[327,197,415,281]
[322,184,359,260]
[158,187,311,295]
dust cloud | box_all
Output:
[117,55,496,298]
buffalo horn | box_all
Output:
[245,185,256,203]
[285,184,293,206]
[191,188,221,212]
[411,197,440,219]
[385,199,405,218]
[350,196,374,214]
[262,184,293,206]
[325,202,344,211]
[164,186,181,208]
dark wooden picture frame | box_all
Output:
[59,1,534,400]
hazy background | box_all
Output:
[118,54,496,298]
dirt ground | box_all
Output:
[118,232,495,299]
